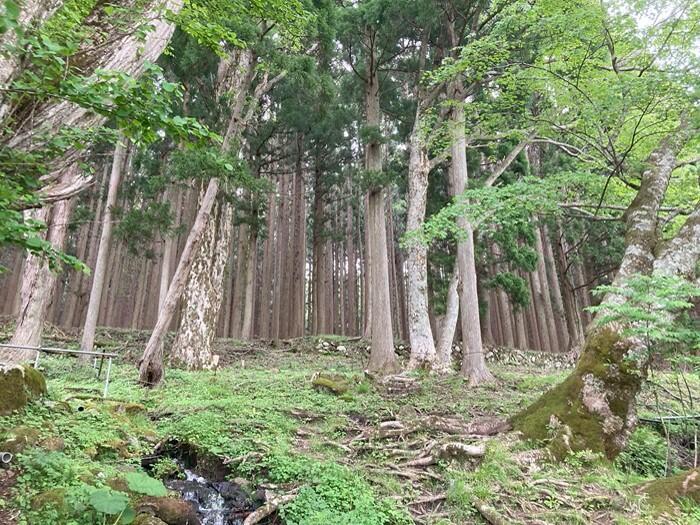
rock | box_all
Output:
[336,345,347,353]
[111,402,147,416]
[133,515,169,525]
[40,436,65,452]
[311,372,349,395]
[0,365,47,415]
[1,426,40,453]
[137,497,201,525]
[31,488,67,513]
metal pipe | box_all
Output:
[103,357,112,398]
[0,452,12,464]
[0,343,117,358]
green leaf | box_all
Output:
[89,489,129,515]
[124,472,167,497]
[118,506,136,524]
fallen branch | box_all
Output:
[243,490,297,525]
[224,451,263,466]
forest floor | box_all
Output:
[1,325,699,525]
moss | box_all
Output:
[0,365,47,415]
[31,488,67,513]
[511,328,643,460]
[312,373,349,395]
[133,515,169,525]
[638,468,700,515]
[1,426,41,453]
[23,365,48,397]
[39,436,65,452]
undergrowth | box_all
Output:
[0,338,698,524]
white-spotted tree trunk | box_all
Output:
[405,106,437,370]
[171,196,233,368]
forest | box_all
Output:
[0,0,699,524]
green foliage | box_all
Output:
[124,472,167,497]
[589,274,700,365]
[151,457,183,480]
[88,488,129,516]
[281,463,411,525]
[615,427,671,478]
[421,172,591,245]
[0,1,216,267]
[487,272,530,308]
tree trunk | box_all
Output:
[80,138,128,354]
[290,135,306,337]
[138,178,220,384]
[512,121,693,459]
[449,99,494,385]
[1,199,72,364]
[241,229,258,339]
[4,0,184,202]
[362,194,372,340]
[435,269,459,373]
[364,38,398,374]
[541,225,570,351]
[346,202,358,335]
[405,110,437,368]
[171,195,232,367]
[554,222,585,350]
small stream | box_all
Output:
[166,465,259,525]
[144,442,259,525]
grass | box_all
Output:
[0,333,698,524]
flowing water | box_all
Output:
[164,464,256,525]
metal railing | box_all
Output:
[0,343,118,398]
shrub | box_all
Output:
[615,427,671,477]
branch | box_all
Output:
[675,156,700,170]
[484,131,535,187]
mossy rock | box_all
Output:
[1,426,40,453]
[31,488,67,513]
[96,439,131,459]
[0,365,47,415]
[136,497,201,525]
[111,402,147,416]
[312,372,349,395]
[134,515,169,525]
[40,436,65,452]
[638,468,700,515]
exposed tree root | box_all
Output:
[473,498,513,525]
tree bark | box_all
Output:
[3,0,184,202]
[241,229,258,339]
[80,137,128,354]
[1,198,72,364]
[449,98,494,385]
[166,47,254,360]
[138,178,220,384]
[364,34,398,374]
[405,107,437,369]
[435,269,459,373]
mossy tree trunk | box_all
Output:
[512,119,697,459]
